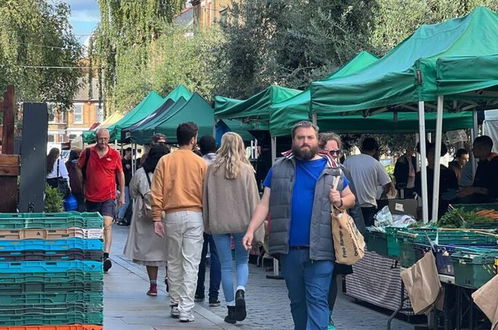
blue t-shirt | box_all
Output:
[263,158,349,246]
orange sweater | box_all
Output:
[150,149,207,221]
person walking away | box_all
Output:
[66,149,85,211]
[123,144,170,296]
[319,132,365,330]
[243,121,355,330]
[117,147,133,226]
[448,148,469,182]
[151,122,207,323]
[78,128,125,272]
[46,147,70,190]
[393,147,417,198]
[203,133,261,324]
[195,135,222,307]
[139,133,170,166]
[343,137,392,226]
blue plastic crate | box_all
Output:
[0,239,103,252]
[0,292,102,305]
[0,260,102,273]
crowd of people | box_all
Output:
[44,120,498,330]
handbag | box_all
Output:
[55,159,71,198]
[331,176,366,265]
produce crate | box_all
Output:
[0,228,103,240]
[0,312,103,326]
[0,280,103,294]
[0,303,103,316]
[0,270,103,284]
[399,240,430,268]
[396,228,498,246]
[386,227,403,258]
[0,212,103,229]
[0,261,102,273]
[451,250,498,289]
[0,292,102,305]
[0,249,103,262]
[433,244,498,276]
[0,239,103,252]
[366,231,388,256]
[0,325,102,330]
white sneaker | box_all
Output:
[170,305,180,318]
[179,311,195,322]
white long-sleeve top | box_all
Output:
[46,158,70,180]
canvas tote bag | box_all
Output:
[331,176,366,265]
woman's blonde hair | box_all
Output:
[212,132,251,180]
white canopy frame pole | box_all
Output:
[431,96,444,222]
[418,101,429,223]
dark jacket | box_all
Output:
[268,157,345,261]
[394,155,416,189]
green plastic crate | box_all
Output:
[366,231,388,256]
[451,250,498,289]
[0,302,103,315]
[0,311,103,326]
[0,280,102,294]
[0,212,103,229]
[398,240,430,268]
[397,228,498,246]
[0,270,103,285]
[386,227,403,258]
[0,292,102,305]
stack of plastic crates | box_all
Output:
[0,212,104,329]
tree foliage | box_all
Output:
[0,1,82,110]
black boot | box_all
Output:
[235,289,247,321]
[224,306,237,324]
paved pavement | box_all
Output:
[106,225,416,329]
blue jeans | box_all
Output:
[212,233,249,304]
[117,186,130,219]
[281,249,334,330]
[195,233,221,300]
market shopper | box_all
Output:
[123,144,170,296]
[203,132,261,324]
[46,147,70,192]
[448,148,469,182]
[78,128,125,272]
[195,136,222,307]
[415,142,458,218]
[66,149,85,211]
[243,121,355,330]
[393,147,417,198]
[151,122,207,323]
[457,135,498,202]
[319,132,365,330]
[343,137,392,226]
[117,147,133,226]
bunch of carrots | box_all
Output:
[475,209,498,220]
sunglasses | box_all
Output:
[328,149,341,155]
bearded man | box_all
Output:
[243,121,355,330]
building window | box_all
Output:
[47,135,55,142]
[219,8,227,24]
[74,103,83,124]
[69,134,77,140]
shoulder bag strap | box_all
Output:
[56,159,60,178]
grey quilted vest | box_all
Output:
[268,157,344,261]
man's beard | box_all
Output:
[292,143,318,160]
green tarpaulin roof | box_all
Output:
[437,54,498,98]
[311,6,498,115]
[214,85,301,120]
[129,97,188,145]
[82,85,192,143]
[270,51,378,136]
[155,93,214,143]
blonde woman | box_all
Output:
[203,132,261,324]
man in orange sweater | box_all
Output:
[151,122,207,323]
